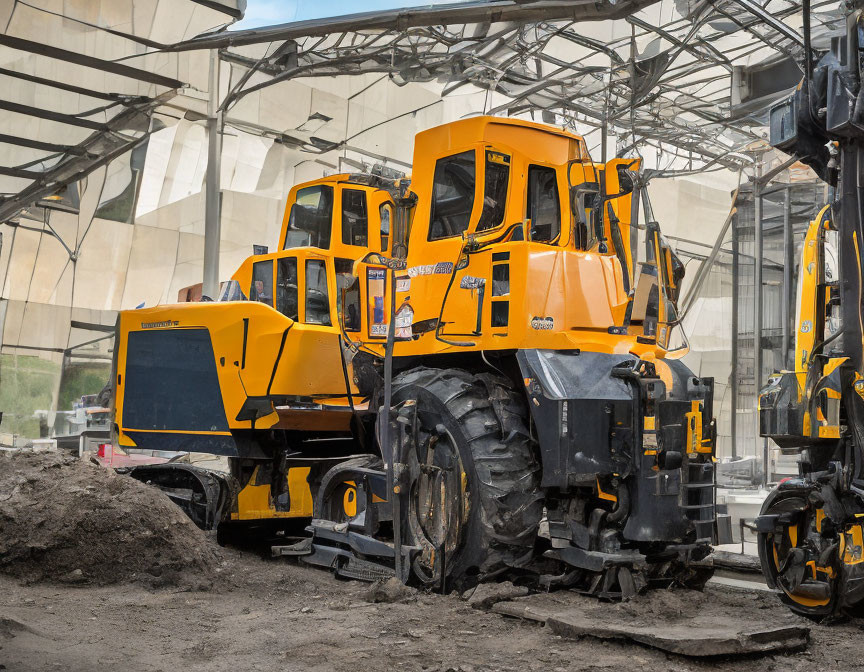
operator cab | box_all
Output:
[223,175,398,337]
[392,116,686,354]
[281,176,396,255]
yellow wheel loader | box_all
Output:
[114,116,723,596]
[757,3,864,620]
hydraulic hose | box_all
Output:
[606,481,630,524]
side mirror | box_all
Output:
[613,167,635,197]
[603,160,639,200]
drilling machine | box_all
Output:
[114,116,723,596]
[758,2,864,618]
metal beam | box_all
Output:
[0,166,42,180]
[189,0,245,19]
[0,96,170,223]
[167,0,663,51]
[70,320,115,333]
[0,99,106,130]
[716,0,804,47]
[0,133,91,157]
[0,67,123,102]
[0,33,184,89]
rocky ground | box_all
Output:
[1,453,861,671]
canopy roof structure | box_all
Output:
[0,0,244,222]
[0,0,844,223]
[184,0,837,168]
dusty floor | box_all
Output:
[1,546,862,672]
[1,454,859,671]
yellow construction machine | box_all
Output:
[114,116,724,596]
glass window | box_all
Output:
[335,258,361,332]
[304,259,331,326]
[217,279,247,302]
[477,152,510,232]
[276,257,298,320]
[379,203,392,252]
[429,151,475,240]
[250,260,273,306]
[341,189,368,246]
[585,169,604,249]
[526,165,560,243]
[284,185,334,250]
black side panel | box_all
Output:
[123,329,229,432]
[623,454,689,541]
[517,350,636,489]
[124,431,237,456]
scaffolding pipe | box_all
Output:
[203,49,223,300]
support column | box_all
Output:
[203,49,223,300]
[782,186,793,368]
[753,161,767,486]
[601,117,608,164]
[731,207,739,459]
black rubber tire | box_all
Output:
[390,367,543,591]
[756,490,839,621]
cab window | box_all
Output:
[250,260,273,306]
[379,203,392,252]
[341,189,368,246]
[304,259,331,326]
[276,257,298,320]
[284,185,333,250]
[429,150,475,240]
[335,258,361,331]
[476,151,510,232]
[527,165,560,243]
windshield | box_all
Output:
[284,185,334,249]
[429,151,476,240]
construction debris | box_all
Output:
[364,577,418,604]
[467,582,531,610]
[492,586,810,657]
[0,452,221,586]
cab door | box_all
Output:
[437,147,513,338]
[266,254,350,399]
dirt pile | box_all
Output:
[0,451,221,585]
